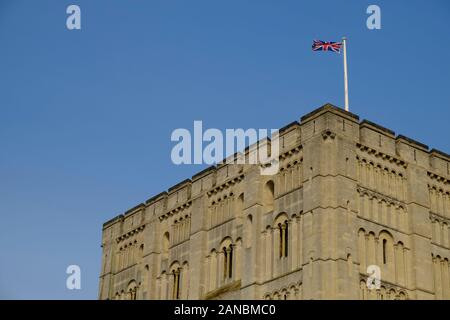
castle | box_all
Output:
[98,103,450,300]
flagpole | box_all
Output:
[342,37,349,112]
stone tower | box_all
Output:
[99,103,450,300]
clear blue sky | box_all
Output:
[0,0,449,299]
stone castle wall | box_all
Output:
[98,104,450,300]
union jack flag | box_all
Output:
[312,40,342,53]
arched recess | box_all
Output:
[126,280,138,300]
[143,264,150,298]
[396,241,406,286]
[358,228,367,273]
[207,249,218,291]
[443,222,449,247]
[235,237,243,280]
[264,225,273,280]
[181,261,189,299]
[245,214,253,249]
[398,205,407,231]
[398,291,407,300]
[367,232,376,266]
[162,232,170,260]
[159,270,168,300]
[236,193,244,218]
[263,181,275,212]
[347,253,353,277]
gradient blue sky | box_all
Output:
[0,0,449,299]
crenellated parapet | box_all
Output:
[99,103,450,300]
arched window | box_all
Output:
[220,238,234,280]
[170,262,181,300]
[274,214,289,258]
[379,231,393,266]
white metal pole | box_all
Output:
[342,37,349,112]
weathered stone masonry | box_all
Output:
[99,103,450,300]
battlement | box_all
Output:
[102,103,449,230]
